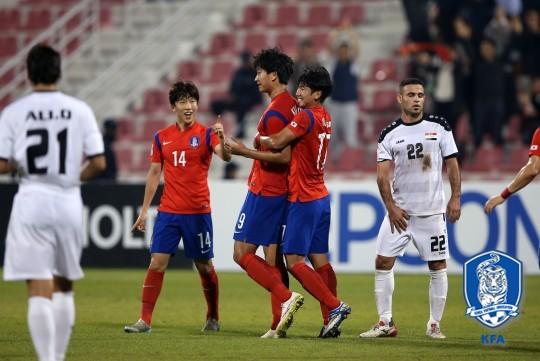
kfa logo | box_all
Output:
[464,250,522,328]
[189,135,200,148]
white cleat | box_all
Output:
[124,319,151,333]
[201,318,220,332]
[426,322,446,339]
[260,329,287,339]
[276,292,304,333]
[359,319,398,338]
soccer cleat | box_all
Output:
[426,322,446,339]
[359,318,398,338]
[322,302,351,337]
[260,329,287,339]
[318,325,341,338]
[201,318,220,332]
[124,319,151,333]
[276,292,304,333]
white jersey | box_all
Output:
[377,114,458,216]
[0,91,104,190]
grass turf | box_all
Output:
[0,270,538,360]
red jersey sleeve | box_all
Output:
[529,128,540,157]
[150,132,162,163]
[266,115,289,134]
[287,111,312,138]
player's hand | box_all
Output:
[227,137,247,155]
[213,115,225,141]
[446,196,461,222]
[388,205,409,234]
[132,213,147,232]
[253,132,261,149]
[484,195,504,214]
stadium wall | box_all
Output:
[0,181,538,274]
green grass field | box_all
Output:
[1,270,539,360]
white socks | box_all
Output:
[429,268,448,324]
[53,292,75,361]
[28,297,55,361]
[374,269,394,324]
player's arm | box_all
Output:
[212,117,231,162]
[258,127,297,150]
[228,138,291,164]
[377,160,409,234]
[132,162,162,232]
[445,156,461,222]
[484,155,540,214]
[80,155,106,181]
[0,159,16,174]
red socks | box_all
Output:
[316,263,338,325]
[269,267,283,330]
[290,262,340,310]
[239,253,292,303]
[140,269,165,325]
[199,267,220,320]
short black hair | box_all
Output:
[253,48,294,85]
[26,43,61,85]
[297,65,333,103]
[169,81,199,106]
[399,77,425,92]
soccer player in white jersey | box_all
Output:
[359,78,461,340]
[0,44,106,361]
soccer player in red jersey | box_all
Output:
[484,127,540,213]
[256,66,352,338]
[124,81,231,333]
[227,48,301,338]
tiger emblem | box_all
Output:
[476,253,507,308]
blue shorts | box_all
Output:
[282,196,330,256]
[233,191,288,247]
[150,211,213,260]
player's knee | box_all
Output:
[53,277,73,292]
[375,256,394,270]
[233,248,244,264]
[194,261,213,275]
[428,260,447,271]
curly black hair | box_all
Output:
[297,65,333,103]
[253,48,294,85]
[169,80,199,106]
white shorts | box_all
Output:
[376,213,449,261]
[3,186,85,281]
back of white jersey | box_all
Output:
[377,114,458,215]
[0,91,104,189]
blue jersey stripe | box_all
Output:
[262,110,289,133]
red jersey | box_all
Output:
[248,91,299,196]
[529,127,540,157]
[150,122,219,214]
[286,105,332,202]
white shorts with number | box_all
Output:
[376,213,449,261]
[3,185,85,281]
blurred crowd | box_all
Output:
[401,0,540,155]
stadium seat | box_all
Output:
[142,119,168,141]
[504,114,522,144]
[243,32,268,54]
[115,117,135,140]
[272,4,300,27]
[116,147,134,171]
[503,145,529,172]
[20,9,51,31]
[207,32,235,56]
[338,3,365,25]
[238,4,268,28]
[303,4,333,27]
[275,32,298,53]
[465,145,503,172]
[0,9,21,31]
[367,58,399,82]
[334,147,365,172]
[367,90,399,112]
[177,60,203,82]
[0,36,18,58]
[207,60,235,84]
[309,31,329,53]
[141,88,169,114]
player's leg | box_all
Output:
[180,213,221,331]
[4,191,57,360]
[360,214,410,338]
[309,254,337,335]
[410,214,449,339]
[263,243,289,335]
[52,277,74,361]
[194,259,220,331]
[125,211,178,333]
